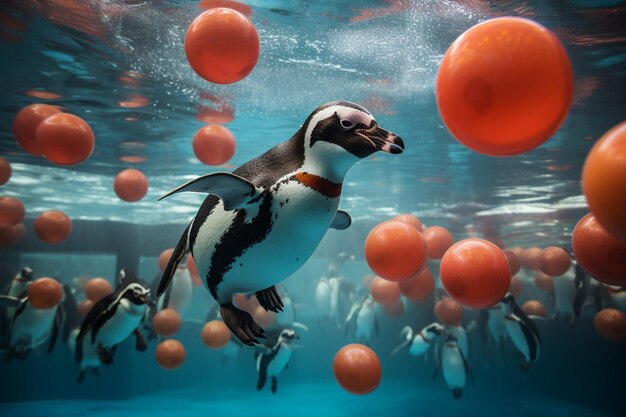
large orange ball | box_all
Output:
[435,298,464,326]
[582,121,626,242]
[114,168,148,202]
[593,309,626,342]
[153,309,182,337]
[503,249,521,275]
[572,213,626,286]
[364,221,427,281]
[185,8,260,84]
[436,17,573,156]
[540,246,571,276]
[333,344,381,395]
[34,210,72,243]
[202,320,231,349]
[393,213,423,232]
[423,226,454,259]
[192,125,236,165]
[369,276,401,306]
[534,272,554,292]
[27,277,63,309]
[13,103,60,156]
[155,339,186,369]
[158,248,174,271]
[0,196,25,225]
[35,113,95,165]
[0,157,11,185]
[440,238,511,308]
[521,247,543,271]
[85,278,113,302]
[398,268,435,301]
[522,300,547,318]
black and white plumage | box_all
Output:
[255,328,299,394]
[391,322,446,357]
[500,293,541,370]
[158,101,404,345]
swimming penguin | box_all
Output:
[345,295,379,345]
[74,280,150,381]
[145,265,193,340]
[500,293,541,371]
[447,324,469,359]
[157,101,404,345]
[255,328,299,394]
[434,334,471,399]
[0,267,34,345]
[391,322,446,357]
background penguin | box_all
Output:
[434,334,472,399]
[447,324,469,360]
[501,293,541,371]
[0,266,34,347]
[345,295,379,345]
[157,101,404,345]
[552,266,577,324]
[391,322,446,357]
[145,265,193,340]
[255,328,299,394]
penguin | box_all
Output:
[434,334,471,399]
[345,295,379,345]
[316,253,355,324]
[74,280,149,382]
[573,262,605,317]
[255,328,299,394]
[552,266,577,324]
[315,277,332,317]
[145,265,193,340]
[157,101,404,345]
[447,324,469,359]
[391,322,446,357]
[0,267,34,346]
[500,293,541,371]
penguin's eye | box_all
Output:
[340,120,354,129]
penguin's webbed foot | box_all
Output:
[220,303,265,346]
[256,286,284,313]
[98,347,114,365]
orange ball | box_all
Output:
[534,272,554,292]
[78,299,94,321]
[398,268,435,301]
[155,339,186,369]
[509,276,523,298]
[434,298,464,326]
[594,309,626,342]
[0,157,11,185]
[364,221,427,281]
[185,8,260,84]
[522,300,547,318]
[27,278,64,309]
[0,196,25,225]
[35,113,95,165]
[253,305,276,328]
[540,246,571,276]
[0,223,15,247]
[186,255,202,285]
[440,238,511,308]
[423,226,454,259]
[383,298,404,317]
[232,293,249,309]
[85,278,113,302]
[333,344,381,395]
[521,247,543,271]
[153,309,182,337]
[34,210,72,243]
[582,121,626,241]
[369,276,401,306]
[158,248,174,271]
[393,213,423,232]
[202,320,231,349]
[572,214,626,286]
[114,168,148,202]
[192,125,236,165]
[503,249,521,275]
[436,17,573,156]
[13,103,60,156]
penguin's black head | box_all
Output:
[121,282,150,305]
[20,267,34,280]
[279,328,298,344]
[500,292,516,307]
[426,323,446,336]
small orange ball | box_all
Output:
[534,272,554,292]
[522,300,547,318]
[27,277,63,309]
[13,103,60,156]
[202,320,231,349]
[0,196,25,225]
[509,276,523,298]
[78,299,94,320]
[540,247,571,276]
[333,344,381,395]
[593,308,626,342]
[253,305,276,328]
[158,248,175,271]
[503,249,521,275]
[434,298,464,326]
[393,213,423,232]
[232,293,249,309]
[0,223,16,247]
[155,339,186,369]
[369,276,401,306]
[186,255,201,285]
[398,268,435,301]
[423,226,454,259]
[114,168,148,202]
[153,309,182,337]
[34,210,72,243]
[0,157,11,185]
[36,113,95,165]
[192,125,236,165]
[521,247,543,271]
[85,278,113,302]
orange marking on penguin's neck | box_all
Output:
[293,172,342,198]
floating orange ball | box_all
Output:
[185,8,260,84]
[232,293,249,310]
[436,17,573,156]
[434,298,464,326]
[369,276,401,306]
[0,157,11,185]
[594,309,626,342]
[582,121,626,242]
[158,248,174,271]
[153,309,182,337]
[333,344,381,395]
[0,223,15,247]
[202,320,231,349]
[192,125,236,165]
[503,249,521,275]
[572,213,626,286]
[540,246,571,276]
[508,276,523,298]
[0,196,25,225]
[113,168,148,202]
[186,255,202,286]
[85,278,113,302]
[27,277,63,309]
[13,103,60,156]
[155,339,186,369]
[521,247,543,271]
[383,298,404,317]
[534,272,554,292]
[393,213,423,232]
[34,210,72,243]
[253,305,276,328]
[398,268,435,301]
[35,113,95,165]
[11,222,26,243]
[423,226,454,259]
[364,221,427,281]
[362,274,375,289]
[440,238,511,308]
[78,299,94,320]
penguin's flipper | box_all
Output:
[76,293,117,349]
[256,286,284,313]
[432,363,440,382]
[271,376,278,394]
[47,307,63,354]
[330,210,351,230]
[134,328,147,352]
[0,295,21,308]
[390,339,411,357]
[157,222,191,297]
[158,172,258,210]
[220,303,266,346]
[256,353,271,391]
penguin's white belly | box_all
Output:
[554,273,576,314]
[329,278,340,319]
[356,305,374,341]
[70,329,100,368]
[487,307,508,341]
[267,346,293,376]
[11,305,56,347]
[409,334,431,356]
[504,315,530,362]
[166,268,193,317]
[94,299,145,347]
[315,279,331,316]
[448,325,469,359]
[443,345,466,390]
[8,281,28,298]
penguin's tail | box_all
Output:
[157,221,192,297]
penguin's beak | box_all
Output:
[356,124,404,154]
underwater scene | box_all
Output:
[1,0,626,416]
